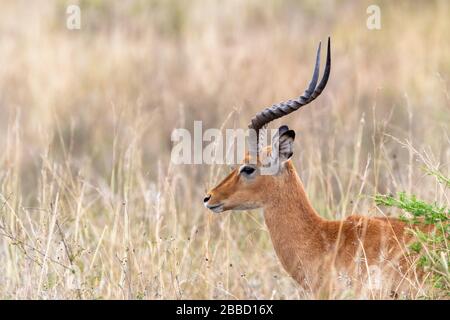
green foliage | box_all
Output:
[375,192,449,225]
[375,171,450,298]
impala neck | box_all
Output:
[263,161,323,228]
[262,161,325,275]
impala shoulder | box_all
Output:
[344,215,369,226]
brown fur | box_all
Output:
[206,158,430,296]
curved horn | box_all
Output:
[248,37,331,131]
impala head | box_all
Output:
[204,37,331,213]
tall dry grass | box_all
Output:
[0,0,449,299]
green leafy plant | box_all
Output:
[375,171,450,298]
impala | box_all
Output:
[203,38,428,296]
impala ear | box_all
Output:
[274,125,295,162]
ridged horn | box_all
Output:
[248,37,331,132]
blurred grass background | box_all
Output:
[0,0,449,299]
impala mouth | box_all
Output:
[205,203,224,213]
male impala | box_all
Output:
[203,38,427,297]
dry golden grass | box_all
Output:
[0,0,449,299]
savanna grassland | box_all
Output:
[0,0,449,299]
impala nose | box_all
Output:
[203,194,211,203]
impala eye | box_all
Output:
[240,166,256,175]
